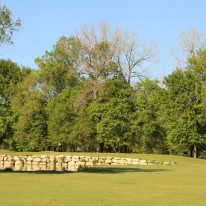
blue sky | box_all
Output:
[1,0,206,80]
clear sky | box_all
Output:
[1,0,206,80]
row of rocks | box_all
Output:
[0,155,175,172]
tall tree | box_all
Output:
[74,23,155,100]
[35,36,79,98]
[164,49,206,158]
[0,4,21,45]
[11,72,47,151]
[89,78,134,152]
[74,23,120,100]
[174,28,206,69]
[46,85,96,152]
[131,79,167,153]
[46,87,74,150]
[114,32,155,84]
[69,108,96,152]
[0,59,24,148]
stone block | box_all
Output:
[48,163,55,170]
[25,164,33,171]
[62,163,68,168]
[139,159,147,163]
[6,155,13,161]
[85,162,93,166]
[3,156,8,161]
[26,161,32,165]
[56,155,65,163]
[13,164,23,171]
[72,156,80,160]
[119,159,127,165]
[68,161,75,166]
[125,158,133,164]
[15,160,23,165]
[32,164,40,171]
[32,161,39,165]
[41,158,48,163]
[83,157,89,161]
[40,155,48,159]
[98,159,105,163]
[76,161,85,166]
[105,159,112,164]
[49,156,56,163]
[139,160,148,165]
[67,165,78,172]
[40,164,47,171]
[27,156,33,161]
[65,156,72,162]
[4,161,12,168]
[33,157,41,162]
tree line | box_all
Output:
[1,4,206,158]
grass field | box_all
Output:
[0,151,206,206]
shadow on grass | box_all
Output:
[0,167,171,174]
[81,166,171,174]
[0,168,73,174]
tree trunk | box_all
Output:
[93,80,99,100]
[98,142,104,153]
[190,145,193,157]
[193,144,198,158]
[93,86,97,100]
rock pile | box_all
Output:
[0,154,175,172]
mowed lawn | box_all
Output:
[0,151,206,206]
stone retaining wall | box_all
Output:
[0,155,175,172]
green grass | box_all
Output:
[1,151,206,206]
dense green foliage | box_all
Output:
[1,21,206,158]
[164,50,206,158]
[0,59,30,149]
